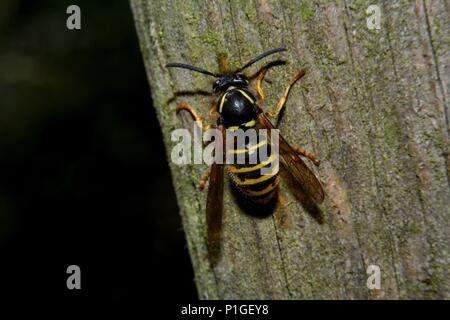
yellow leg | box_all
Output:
[176,104,215,132]
[202,124,216,132]
[176,104,214,190]
[208,101,218,117]
[255,68,268,101]
[267,69,306,118]
[199,167,212,189]
[292,145,320,166]
[176,104,203,122]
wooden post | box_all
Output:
[130,0,449,299]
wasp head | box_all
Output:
[213,74,248,93]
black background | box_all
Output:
[0,0,197,301]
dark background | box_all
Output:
[0,0,197,301]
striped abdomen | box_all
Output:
[227,128,280,205]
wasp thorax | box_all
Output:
[218,88,257,128]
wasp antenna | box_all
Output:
[237,47,287,72]
[166,63,219,77]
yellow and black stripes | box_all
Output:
[227,119,256,131]
[218,87,279,204]
[226,131,272,166]
[227,138,279,204]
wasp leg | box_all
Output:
[267,69,306,118]
[176,104,214,132]
[208,101,218,117]
[203,124,216,132]
[256,68,268,101]
[292,144,320,166]
[199,167,212,189]
[176,104,203,122]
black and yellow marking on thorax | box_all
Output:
[218,88,258,129]
[218,92,228,114]
[236,89,254,104]
[219,89,255,114]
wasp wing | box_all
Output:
[206,162,224,244]
[205,124,225,264]
[258,113,325,204]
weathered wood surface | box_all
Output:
[130,0,449,299]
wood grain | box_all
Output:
[130,0,449,299]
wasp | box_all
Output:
[166,48,324,258]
